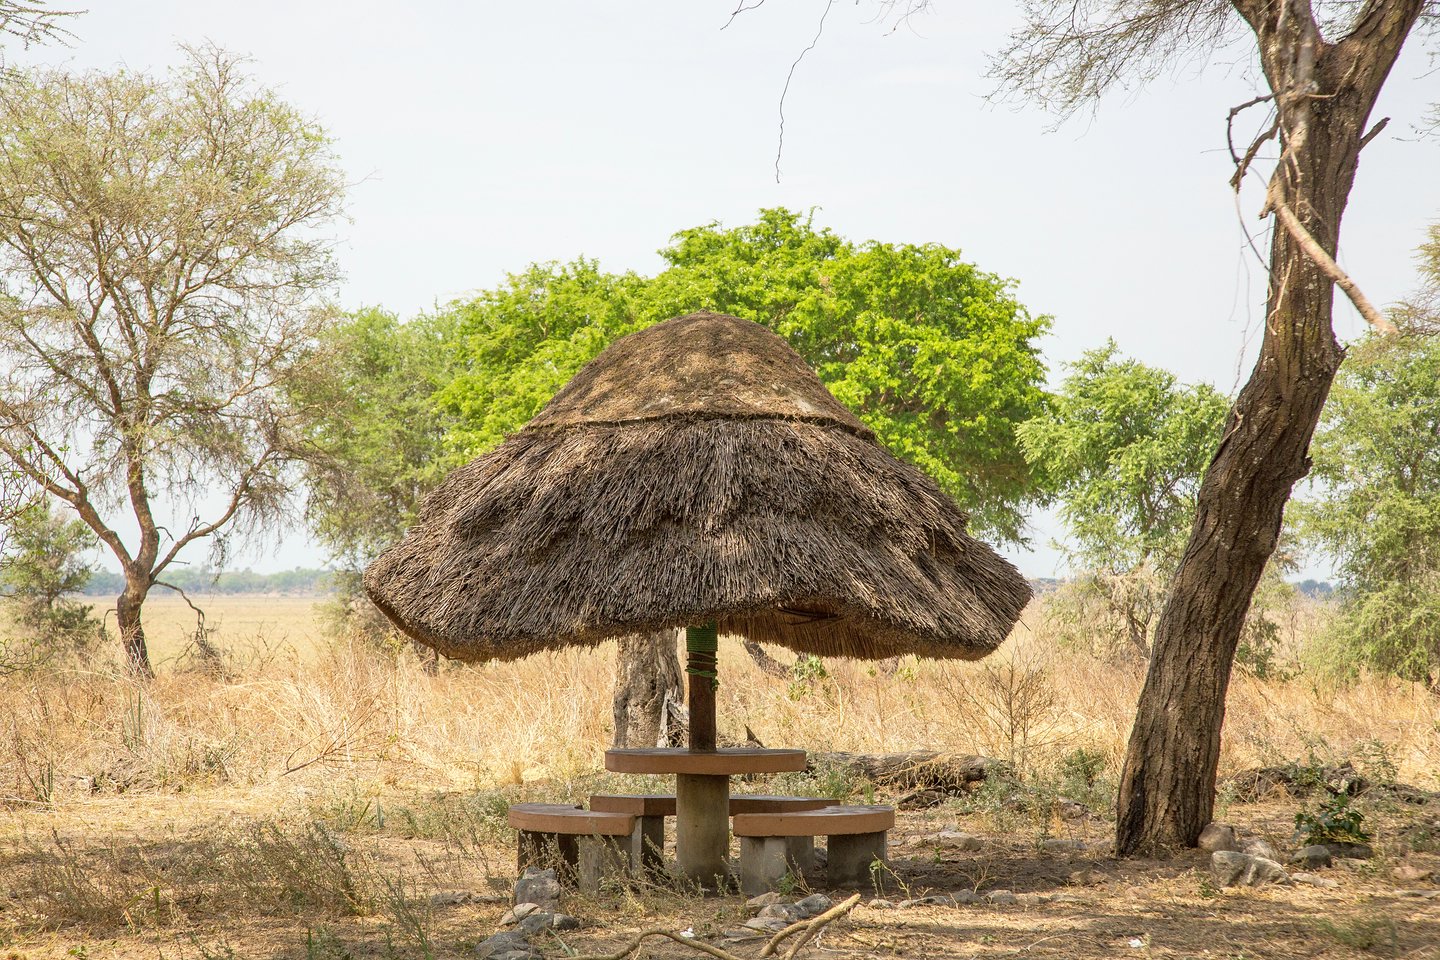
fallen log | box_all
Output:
[806,751,1007,792]
[1220,762,1439,805]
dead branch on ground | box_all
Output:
[563,894,861,960]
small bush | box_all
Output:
[1295,792,1370,846]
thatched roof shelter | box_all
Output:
[364,311,1030,663]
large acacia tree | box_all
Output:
[738,0,1431,852]
[973,0,1433,853]
[0,47,346,676]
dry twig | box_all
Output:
[564,893,861,960]
[762,893,862,958]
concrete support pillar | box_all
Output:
[785,835,816,878]
[622,814,667,874]
[676,772,730,887]
[739,836,791,896]
[578,836,630,894]
[826,831,887,888]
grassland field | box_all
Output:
[0,594,1436,959]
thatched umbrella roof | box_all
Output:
[364,311,1030,663]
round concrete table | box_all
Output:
[605,747,807,886]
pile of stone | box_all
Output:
[1198,821,1377,890]
[474,868,583,960]
[732,892,835,936]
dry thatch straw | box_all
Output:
[365,312,1030,662]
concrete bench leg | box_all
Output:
[739,836,793,896]
[517,831,579,884]
[827,831,887,888]
[621,814,666,875]
[578,836,630,894]
[786,836,815,877]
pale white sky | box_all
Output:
[22,2,1438,578]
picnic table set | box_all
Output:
[364,311,1029,894]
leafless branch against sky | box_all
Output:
[775,0,835,183]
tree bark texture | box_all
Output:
[116,582,154,680]
[1116,0,1424,856]
[611,628,683,749]
[742,638,791,679]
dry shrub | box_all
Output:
[14,819,372,929]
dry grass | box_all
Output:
[1,595,1438,958]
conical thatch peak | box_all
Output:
[527,312,872,436]
[365,311,1030,663]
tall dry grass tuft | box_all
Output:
[1,595,1436,815]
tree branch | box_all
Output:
[762,894,862,958]
[150,445,282,578]
[775,0,834,183]
[1359,115,1389,150]
[561,894,860,960]
[1270,197,1397,335]
[1229,116,1279,191]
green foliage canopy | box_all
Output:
[1298,323,1440,685]
[292,308,463,566]
[1017,342,1233,657]
[1018,341,1230,572]
[427,208,1051,544]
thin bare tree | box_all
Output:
[0,46,346,676]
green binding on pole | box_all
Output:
[685,621,719,686]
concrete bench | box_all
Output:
[731,804,895,895]
[507,802,638,893]
[588,793,832,875]
[588,793,832,817]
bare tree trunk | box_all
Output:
[116,580,154,679]
[612,628,683,749]
[1116,1,1421,855]
[742,638,790,679]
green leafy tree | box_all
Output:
[645,209,1050,542]
[432,209,1050,543]
[297,308,463,566]
[437,260,649,459]
[293,307,464,646]
[0,500,99,668]
[1298,321,1440,686]
[1019,343,1231,655]
[0,48,346,676]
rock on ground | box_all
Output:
[517,912,580,935]
[513,867,561,911]
[1393,862,1434,883]
[933,830,984,851]
[1198,823,1240,853]
[745,892,784,912]
[793,894,833,918]
[1241,838,1279,861]
[474,930,539,960]
[1290,845,1333,870]
[1211,850,1288,887]
[1291,872,1341,889]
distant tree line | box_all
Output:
[77,567,336,598]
